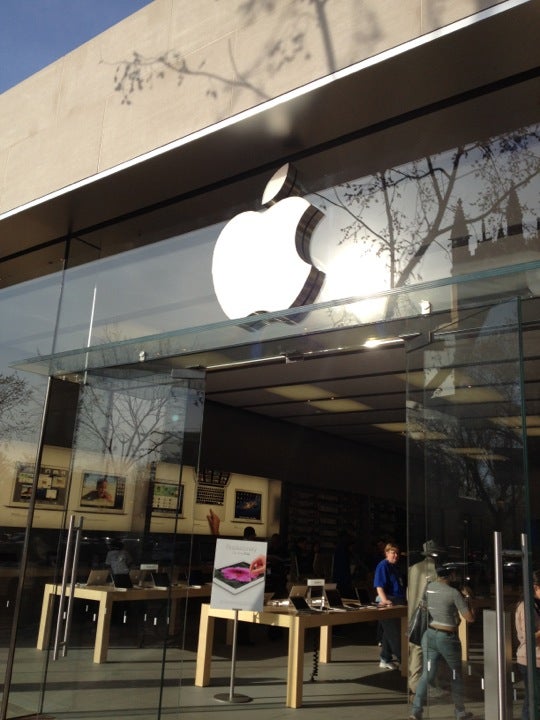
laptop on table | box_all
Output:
[129,568,142,587]
[151,571,170,590]
[289,594,318,614]
[288,586,323,614]
[112,573,133,590]
[84,569,112,587]
[324,588,359,611]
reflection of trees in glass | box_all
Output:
[409,306,525,545]
[410,409,523,544]
[73,376,202,472]
[315,125,540,291]
[0,372,34,438]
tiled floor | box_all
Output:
[2,618,492,720]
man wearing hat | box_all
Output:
[408,540,444,694]
[409,565,475,720]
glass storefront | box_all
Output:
[406,297,535,718]
[0,77,539,720]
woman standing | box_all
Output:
[515,569,540,720]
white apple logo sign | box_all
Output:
[212,164,325,319]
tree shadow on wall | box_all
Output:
[108,0,382,106]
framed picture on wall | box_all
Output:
[151,480,184,516]
[12,463,67,508]
[233,489,263,522]
[79,472,126,511]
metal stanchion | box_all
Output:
[214,609,252,704]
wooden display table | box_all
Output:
[37,582,210,663]
[195,602,408,708]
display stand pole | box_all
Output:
[214,609,252,704]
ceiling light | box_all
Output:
[449,387,503,403]
[206,354,285,370]
[363,337,404,349]
[447,447,508,461]
[373,422,409,433]
[266,384,334,401]
[399,370,503,403]
[372,422,445,440]
[408,430,446,440]
[492,415,540,429]
[309,398,370,412]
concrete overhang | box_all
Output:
[1,0,539,259]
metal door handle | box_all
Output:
[53,515,83,660]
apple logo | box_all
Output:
[212,164,325,320]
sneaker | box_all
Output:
[379,659,399,670]
[456,713,473,720]
[409,714,422,720]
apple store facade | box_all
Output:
[0,1,540,718]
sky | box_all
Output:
[0,0,153,95]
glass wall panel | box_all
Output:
[10,368,205,720]
[0,257,65,718]
[406,298,533,720]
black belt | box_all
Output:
[429,625,457,634]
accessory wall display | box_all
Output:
[12,463,67,508]
[151,480,183,516]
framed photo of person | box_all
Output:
[79,472,126,511]
[12,463,67,508]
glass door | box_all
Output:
[405,297,535,720]
[3,366,204,720]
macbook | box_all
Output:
[289,595,317,614]
[289,586,321,613]
[112,573,133,590]
[354,587,373,605]
[325,588,358,611]
[151,571,170,590]
[85,569,111,587]
[288,585,307,598]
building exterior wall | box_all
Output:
[0,0,506,215]
[0,2,538,716]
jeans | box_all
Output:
[412,627,466,717]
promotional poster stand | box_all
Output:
[214,607,251,704]
[210,538,267,704]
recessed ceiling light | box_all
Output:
[309,398,370,412]
[266,384,334,401]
